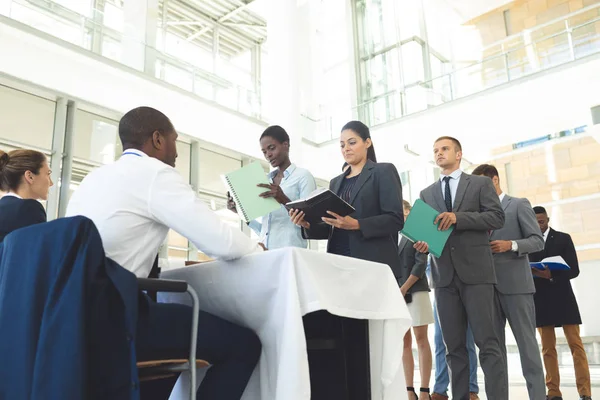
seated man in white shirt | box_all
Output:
[67,106,264,400]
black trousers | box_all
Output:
[136,295,261,400]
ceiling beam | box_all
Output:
[221,22,266,28]
[169,0,257,47]
[186,2,253,42]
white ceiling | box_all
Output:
[442,0,513,23]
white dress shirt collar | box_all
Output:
[439,169,463,181]
[542,228,550,242]
[121,148,148,158]
[269,163,297,180]
[499,192,506,203]
[3,192,23,199]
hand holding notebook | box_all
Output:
[530,256,571,271]
[285,188,355,224]
[400,199,454,258]
[222,162,280,223]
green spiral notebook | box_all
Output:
[400,199,454,258]
[221,162,280,223]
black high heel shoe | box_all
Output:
[407,387,418,400]
[420,387,432,400]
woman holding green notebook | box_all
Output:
[227,125,317,249]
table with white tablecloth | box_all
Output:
[160,248,412,400]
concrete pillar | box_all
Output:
[122,0,158,74]
[264,0,312,165]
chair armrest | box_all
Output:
[137,278,188,293]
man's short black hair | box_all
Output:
[471,164,499,179]
[260,125,290,144]
[533,206,547,215]
[119,106,174,149]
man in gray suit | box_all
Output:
[414,137,507,400]
[472,164,545,400]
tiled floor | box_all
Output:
[468,364,600,399]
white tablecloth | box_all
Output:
[160,248,412,400]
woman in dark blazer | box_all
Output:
[0,149,52,242]
[399,200,434,400]
[289,120,404,275]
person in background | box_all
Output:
[530,206,591,400]
[290,120,404,272]
[472,164,545,400]
[0,149,53,242]
[227,125,316,249]
[67,106,263,400]
[399,200,434,400]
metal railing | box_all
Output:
[340,3,600,141]
[2,0,263,119]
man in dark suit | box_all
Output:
[531,206,592,400]
[415,137,507,400]
[472,164,545,400]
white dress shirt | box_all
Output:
[440,169,463,207]
[248,164,316,249]
[499,192,506,203]
[542,228,549,242]
[66,149,262,278]
[497,191,518,252]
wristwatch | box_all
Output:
[511,240,518,252]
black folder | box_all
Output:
[285,189,355,224]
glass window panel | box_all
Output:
[102,36,122,62]
[0,85,55,150]
[215,87,239,110]
[163,63,194,91]
[364,48,402,100]
[54,0,93,17]
[73,110,119,163]
[10,3,84,47]
[405,85,428,115]
[164,32,213,71]
[401,41,425,84]
[175,141,191,181]
[198,149,241,193]
[535,33,572,69]
[572,22,600,59]
[395,0,420,41]
[103,2,123,33]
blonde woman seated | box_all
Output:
[399,200,434,400]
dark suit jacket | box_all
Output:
[0,195,46,242]
[529,228,582,327]
[302,160,404,272]
[397,237,430,293]
[0,216,139,400]
[420,173,505,288]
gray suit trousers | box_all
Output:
[435,275,508,400]
[494,291,545,400]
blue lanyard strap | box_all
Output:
[122,152,143,157]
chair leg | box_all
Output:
[187,285,200,400]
